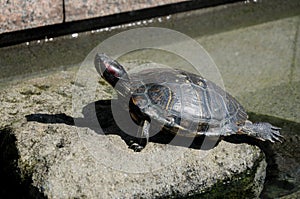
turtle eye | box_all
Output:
[95,53,129,86]
[105,61,123,78]
[104,60,129,82]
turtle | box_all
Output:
[94,53,282,151]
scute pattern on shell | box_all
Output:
[129,68,248,135]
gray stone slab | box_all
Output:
[0,68,266,198]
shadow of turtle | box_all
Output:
[25,99,221,151]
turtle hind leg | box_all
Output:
[240,121,283,143]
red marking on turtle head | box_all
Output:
[94,53,129,86]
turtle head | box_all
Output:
[94,53,129,87]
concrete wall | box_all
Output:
[0,0,188,34]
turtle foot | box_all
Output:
[129,143,144,152]
[241,122,283,143]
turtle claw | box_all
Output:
[241,122,283,143]
[270,130,284,143]
[261,123,283,143]
[264,131,283,143]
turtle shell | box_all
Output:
[127,68,248,137]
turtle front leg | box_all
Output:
[129,120,150,152]
[240,120,283,143]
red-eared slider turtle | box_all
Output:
[94,53,282,151]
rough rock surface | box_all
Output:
[0,68,267,198]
